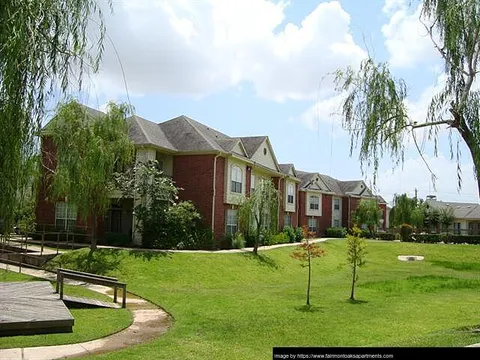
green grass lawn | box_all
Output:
[0,270,132,349]
[44,241,480,359]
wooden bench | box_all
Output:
[55,268,127,308]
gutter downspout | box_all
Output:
[211,153,221,236]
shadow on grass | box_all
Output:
[347,299,368,305]
[242,252,280,270]
[431,260,480,272]
[294,305,324,313]
[45,248,124,275]
[127,249,172,261]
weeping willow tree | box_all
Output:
[239,179,280,254]
[0,1,109,236]
[334,0,480,197]
[46,100,134,250]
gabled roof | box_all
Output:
[296,171,333,192]
[42,104,105,132]
[279,163,297,177]
[425,199,480,220]
[319,174,343,195]
[159,115,228,152]
[238,136,267,158]
[129,115,176,151]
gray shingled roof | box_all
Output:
[296,171,332,192]
[42,104,105,132]
[159,115,226,152]
[279,163,295,176]
[426,199,480,220]
[319,174,343,195]
[239,136,267,158]
[338,180,362,194]
[129,115,176,151]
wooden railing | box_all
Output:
[55,268,127,308]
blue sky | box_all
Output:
[76,0,478,205]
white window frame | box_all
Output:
[333,219,340,228]
[226,209,238,235]
[287,184,294,204]
[308,218,317,233]
[231,165,243,194]
[309,195,320,210]
[55,202,78,230]
[284,214,292,228]
[251,174,255,193]
[333,198,340,210]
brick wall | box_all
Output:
[173,154,227,242]
[319,194,333,235]
[36,137,56,226]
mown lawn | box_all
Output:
[45,241,480,359]
[0,270,132,349]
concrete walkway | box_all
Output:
[0,264,172,360]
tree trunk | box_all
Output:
[350,261,356,300]
[91,216,97,251]
[306,251,311,306]
[455,118,480,198]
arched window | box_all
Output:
[287,183,294,204]
[231,165,242,193]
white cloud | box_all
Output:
[373,154,479,205]
[90,0,365,101]
[382,1,440,68]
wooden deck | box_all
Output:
[0,281,74,336]
[62,295,121,309]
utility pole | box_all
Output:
[414,188,418,200]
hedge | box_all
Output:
[409,233,480,245]
[326,227,347,238]
[376,232,396,241]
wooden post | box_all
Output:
[56,268,60,293]
[122,285,127,309]
[56,232,59,255]
[41,233,44,255]
[113,286,118,303]
[59,273,64,300]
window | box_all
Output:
[334,198,340,210]
[55,202,77,230]
[231,165,242,193]
[454,222,461,235]
[226,209,238,235]
[287,184,294,204]
[155,151,164,172]
[308,218,317,233]
[333,219,340,228]
[251,174,255,193]
[309,195,319,210]
[284,214,292,228]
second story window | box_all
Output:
[334,198,340,210]
[287,183,294,204]
[231,165,242,194]
[309,195,319,210]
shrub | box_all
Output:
[232,232,245,249]
[219,234,233,249]
[267,232,290,246]
[102,233,131,247]
[376,232,396,241]
[326,227,347,238]
[294,227,304,242]
[451,235,480,244]
[177,228,215,250]
[283,226,297,243]
[400,224,413,242]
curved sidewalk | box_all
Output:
[0,264,172,360]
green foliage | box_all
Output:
[354,199,382,237]
[48,100,135,249]
[267,232,290,246]
[347,226,367,300]
[0,0,108,234]
[425,207,441,232]
[326,227,347,238]
[335,1,480,195]
[232,232,245,249]
[282,226,297,243]
[294,227,304,242]
[390,194,417,226]
[116,160,208,249]
[102,233,131,247]
[439,207,455,231]
[375,232,396,241]
[238,179,280,254]
[410,233,480,244]
[400,224,414,242]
